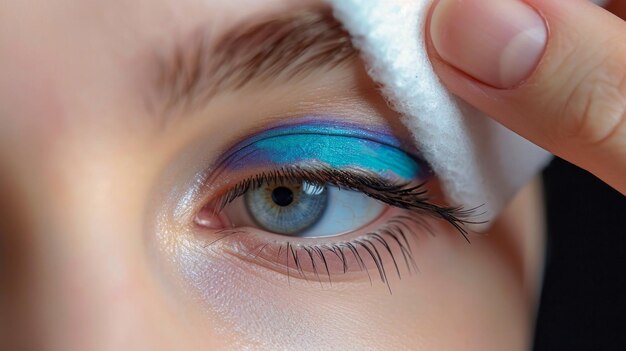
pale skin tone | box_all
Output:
[0,1,622,351]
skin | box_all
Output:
[10,0,618,350]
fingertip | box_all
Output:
[429,0,548,89]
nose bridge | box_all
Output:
[1,147,161,351]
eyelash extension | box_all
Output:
[210,165,480,240]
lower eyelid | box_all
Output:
[200,207,437,285]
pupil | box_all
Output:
[271,186,294,207]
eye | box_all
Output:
[229,180,385,237]
[193,118,473,284]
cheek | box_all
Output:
[172,234,421,350]
[166,214,532,351]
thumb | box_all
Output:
[428,0,626,194]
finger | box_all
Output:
[427,0,626,194]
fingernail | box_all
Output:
[430,0,548,88]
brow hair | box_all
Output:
[154,7,356,115]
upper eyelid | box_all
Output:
[196,120,429,211]
[210,119,424,173]
[203,117,428,203]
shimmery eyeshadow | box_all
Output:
[214,118,428,181]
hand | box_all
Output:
[427,0,626,195]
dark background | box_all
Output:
[534,158,626,350]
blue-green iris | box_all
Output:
[246,181,328,235]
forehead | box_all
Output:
[0,0,318,130]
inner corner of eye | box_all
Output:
[194,204,231,230]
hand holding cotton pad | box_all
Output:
[327,0,552,226]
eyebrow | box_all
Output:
[152,7,356,116]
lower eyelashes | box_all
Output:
[203,208,432,289]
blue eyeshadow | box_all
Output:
[216,118,428,181]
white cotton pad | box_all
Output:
[327,0,553,226]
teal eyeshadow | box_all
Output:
[216,119,428,181]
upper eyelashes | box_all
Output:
[211,166,474,238]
